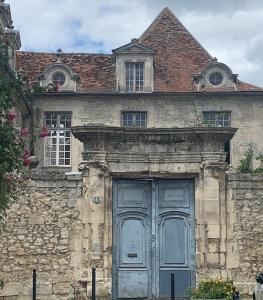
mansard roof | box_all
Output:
[16,7,261,93]
[16,51,116,92]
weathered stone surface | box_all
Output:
[0,179,83,299]
[225,174,263,291]
[0,283,23,296]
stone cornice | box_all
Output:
[33,90,263,100]
[72,125,237,144]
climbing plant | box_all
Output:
[237,146,253,173]
[0,40,31,230]
[237,146,263,174]
[254,153,263,173]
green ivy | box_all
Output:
[237,146,263,174]
[254,153,263,173]
[0,41,29,229]
[237,146,253,173]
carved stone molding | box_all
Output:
[73,126,237,170]
[72,125,237,153]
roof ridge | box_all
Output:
[139,7,212,59]
[16,50,113,56]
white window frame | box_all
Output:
[125,62,144,92]
[44,112,72,167]
[121,111,147,127]
[202,111,231,127]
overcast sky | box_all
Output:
[8,0,263,87]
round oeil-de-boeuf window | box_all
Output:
[52,72,65,86]
[209,72,223,86]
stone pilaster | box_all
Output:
[198,152,229,278]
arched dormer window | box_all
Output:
[192,58,238,91]
[38,49,79,92]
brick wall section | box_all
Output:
[226,173,263,296]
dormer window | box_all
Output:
[192,59,238,91]
[113,39,155,93]
[209,72,223,86]
[52,71,65,86]
[39,49,79,92]
[125,62,144,92]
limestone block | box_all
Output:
[203,187,220,201]
[204,199,219,212]
[207,225,220,238]
[52,282,71,295]
[65,172,82,181]
[207,239,219,253]
[23,283,52,296]
[226,255,240,269]
[0,283,23,296]
[239,181,253,189]
[253,181,263,189]
[206,253,219,265]
[235,283,248,295]
[28,215,44,225]
[203,202,220,224]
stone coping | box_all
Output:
[72,125,237,144]
[25,169,83,181]
[227,172,263,181]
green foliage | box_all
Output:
[237,147,263,174]
[0,42,28,229]
[254,153,263,173]
[237,146,253,173]
[31,82,56,93]
[190,278,234,300]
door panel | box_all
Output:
[159,270,191,298]
[113,179,195,299]
[160,215,189,266]
[118,270,149,298]
[113,181,151,299]
[159,181,190,208]
[119,216,147,266]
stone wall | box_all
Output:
[0,171,84,300]
[225,173,263,296]
[0,171,262,299]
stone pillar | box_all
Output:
[77,151,111,298]
[198,151,229,278]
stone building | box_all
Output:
[0,6,263,300]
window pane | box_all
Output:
[43,113,71,166]
[203,112,231,127]
[125,62,144,92]
[122,112,147,127]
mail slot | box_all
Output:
[128,253,137,258]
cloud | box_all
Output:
[7,0,263,87]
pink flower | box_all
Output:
[6,111,18,123]
[39,126,49,138]
[20,127,29,137]
[23,147,30,159]
[23,157,30,166]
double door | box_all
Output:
[112,179,195,299]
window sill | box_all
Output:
[42,166,72,172]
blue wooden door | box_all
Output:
[113,180,195,299]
